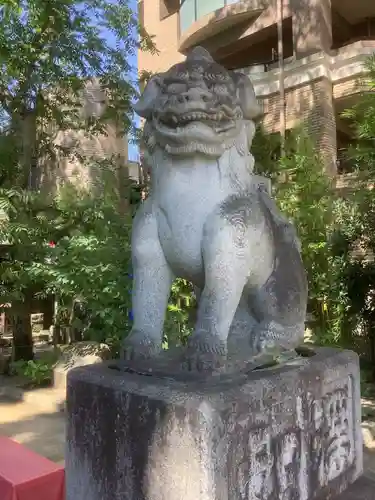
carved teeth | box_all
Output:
[165,142,224,156]
[221,104,235,116]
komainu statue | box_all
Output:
[123,46,307,370]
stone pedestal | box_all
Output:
[65,347,363,500]
[338,476,375,499]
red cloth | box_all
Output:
[0,436,65,500]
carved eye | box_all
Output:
[217,72,230,81]
[191,64,204,74]
[207,71,230,83]
[213,84,228,95]
[168,83,187,94]
[176,71,189,81]
[158,96,169,108]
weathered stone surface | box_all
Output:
[53,341,110,390]
[335,476,375,499]
[124,46,308,366]
[66,347,362,500]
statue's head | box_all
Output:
[135,47,261,157]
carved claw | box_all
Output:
[188,331,227,355]
[253,336,278,355]
[251,320,301,356]
[122,329,162,361]
[185,333,228,372]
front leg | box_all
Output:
[188,196,273,368]
[122,198,174,360]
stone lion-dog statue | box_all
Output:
[123,46,307,370]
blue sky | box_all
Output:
[128,0,139,162]
[103,0,139,161]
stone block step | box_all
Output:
[337,476,375,499]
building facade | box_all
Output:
[39,80,129,193]
[138,0,375,174]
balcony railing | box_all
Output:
[239,56,295,77]
[180,0,239,35]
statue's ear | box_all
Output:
[232,71,262,120]
[134,74,163,119]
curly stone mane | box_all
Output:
[135,47,261,158]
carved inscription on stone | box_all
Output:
[276,432,300,499]
[244,428,301,500]
[322,381,355,483]
[247,426,274,499]
[304,377,355,489]
[235,376,355,499]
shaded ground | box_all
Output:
[0,396,65,465]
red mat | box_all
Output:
[0,436,65,500]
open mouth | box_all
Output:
[155,118,236,138]
[156,110,240,135]
[148,105,244,156]
[157,103,243,126]
[159,111,225,126]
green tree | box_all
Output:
[28,158,134,357]
[333,54,375,368]
[253,56,375,365]
[163,279,196,349]
[342,54,375,170]
[276,132,335,335]
[0,0,155,360]
[253,128,338,342]
[251,124,281,180]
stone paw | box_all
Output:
[251,321,303,359]
[185,333,228,373]
[122,330,162,361]
[251,320,288,356]
[253,336,278,356]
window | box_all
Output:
[179,0,239,34]
[160,0,179,21]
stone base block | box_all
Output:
[66,347,363,500]
[336,476,375,499]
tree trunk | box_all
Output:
[365,319,375,381]
[11,302,33,361]
[51,324,59,346]
[11,109,38,189]
[0,312,5,334]
[370,335,375,381]
[21,110,38,189]
[42,295,54,330]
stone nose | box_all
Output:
[177,86,212,104]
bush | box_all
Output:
[10,359,54,387]
[253,127,339,343]
[28,161,134,349]
[163,279,196,348]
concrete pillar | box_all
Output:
[309,77,337,175]
[260,76,337,175]
[291,0,332,58]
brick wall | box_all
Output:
[39,81,129,194]
[333,76,367,100]
[309,77,337,175]
[51,125,128,190]
[260,77,337,173]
